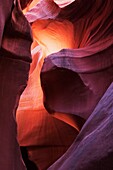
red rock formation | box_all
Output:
[17,0,113,169]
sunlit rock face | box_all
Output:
[17,0,113,169]
[16,41,78,169]
[54,0,75,8]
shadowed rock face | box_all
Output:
[0,0,33,169]
[20,147,39,170]
[17,0,113,169]
[48,82,113,170]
